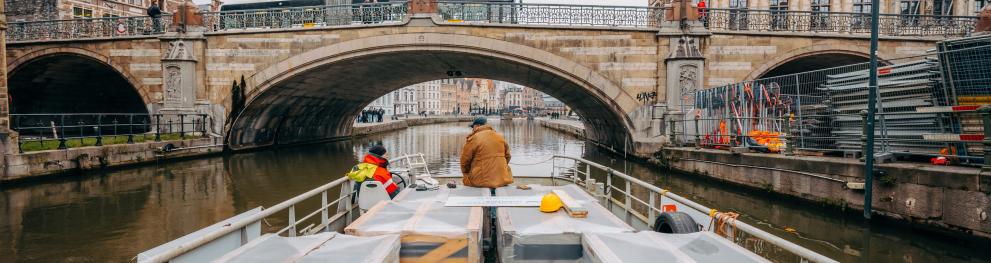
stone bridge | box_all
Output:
[1,2,976,156]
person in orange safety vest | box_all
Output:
[359,145,400,198]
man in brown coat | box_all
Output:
[461,117,513,188]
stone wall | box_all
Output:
[662,147,991,238]
[0,137,222,182]
[4,0,57,22]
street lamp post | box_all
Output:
[863,0,881,220]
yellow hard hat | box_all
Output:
[540,192,564,213]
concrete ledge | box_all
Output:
[662,147,991,238]
[534,117,991,238]
[1,137,223,183]
[535,118,586,139]
[352,116,475,137]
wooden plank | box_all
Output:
[401,234,451,243]
[467,207,482,263]
[402,201,432,232]
[551,189,588,218]
[414,238,469,263]
[345,200,389,235]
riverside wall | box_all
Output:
[538,117,991,238]
[0,116,474,183]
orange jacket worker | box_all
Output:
[362,145,400,197]
[461,117,513,188]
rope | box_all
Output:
[709,211,741,240]
[508,156,556,166]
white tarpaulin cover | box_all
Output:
[582,231,770,263]
[394,185,491,203]
[347,185,487,262]
[211,232,400,263]
[496,184,635,262]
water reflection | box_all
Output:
[0,119,987,262]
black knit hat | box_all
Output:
[368,145,387,156]
[470,117,487,127]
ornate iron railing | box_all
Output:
[201,2,408,32]
[6,14,173,43]
[11,113,209,152]
[704,8,977,37]
[437,1,666,28]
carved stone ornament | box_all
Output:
[163,40,196,61]
[165,65,183,103]
[672,36,702,58]
[679,65,698,103]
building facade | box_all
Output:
[4,0,192,22]
[415,80,442,115]
[394,86,417,115]
[440,79,458,114]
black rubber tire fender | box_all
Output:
[652,211,701,234]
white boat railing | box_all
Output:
[550,155,838,263]
[138,154,429,263]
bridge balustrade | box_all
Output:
[436,1,666,28]
[704,8,977,37]
[199,2,408,32]
[6,15,173,43]
[3,2,979,43]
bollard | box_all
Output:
[783,117,794,156]
[95,115,103,146]
[860,110,868,162]
[694,115,701,149]
[179,114,186,139]
[668,118,677,146]
[155,114,162,142]
[981,106,991,172]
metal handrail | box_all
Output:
[6,14,174,43]
[436,1,666,28]
[141,153,428,262]
[200,1,408,32]
[703,8,977,37]
[10,113,210,152]
[140,176,351,263]
[551,155,838,263]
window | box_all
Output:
[729,0,747,8]
[900,0,920,15]
[103,14,120,18]
[853,0,871,13]
[129,0,143,5]
[977,0,989,13]
[810,0,830,30]
[73,7,94,18]
[811,0,829,12]
[769,0,788,30]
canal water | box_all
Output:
[0,119,988,263]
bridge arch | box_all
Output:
[746,45,883,80]
[229,33,640,150]
[7,47,151,114]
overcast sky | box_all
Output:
[192,0,648,7]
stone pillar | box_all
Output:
[0,0,13,156]
[663,36,705,145]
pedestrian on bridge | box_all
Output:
[148,2,162,33]
[460,117,513,189]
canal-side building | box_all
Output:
[440,79,458,115]
[394,86,418,115]
[415,80,442,115]
[456,79,472,115]
[4,0,191,22]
